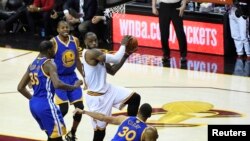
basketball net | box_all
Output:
[104,4,126,18]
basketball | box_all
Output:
[126,37,138,54]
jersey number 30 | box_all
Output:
[29,73,39,85]
[118,126,136,141]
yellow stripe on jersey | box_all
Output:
[41,59,51,78]
[50,124,66,138]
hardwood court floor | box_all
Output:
[0,47,250,141]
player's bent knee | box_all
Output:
[126,93,141,104]
[133,93,141,102]
[73,101,84,122]
[73,101,84,110]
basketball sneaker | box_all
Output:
[65,131,77,141]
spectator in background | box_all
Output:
[27,0,55,38]
[62,0,97,41]
[152,0,188,66]
[0,0,32,34]
[228,4,250,59]
[0,0,7,10]
[50,0,67,20]
[90,8,112,50]
[50,0,67,36]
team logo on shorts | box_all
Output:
[62,50,75,67]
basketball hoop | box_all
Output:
[104,4,126,18]
[98,0,131,18]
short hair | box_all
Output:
[39,40,53,53]
[139,103,152,118]
[57,20,68,28]
[84,32,96,40]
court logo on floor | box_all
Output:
[208,125,250,141]
[113,101,243,127]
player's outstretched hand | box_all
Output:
[73,108,84,116]
[74,80,83,88]
[121,35,132,46]
[82,78,88,90]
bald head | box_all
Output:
[84,32,98,49]
[39,40,54,58]
[39,40,53,53]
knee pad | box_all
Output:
[59,103,69,117]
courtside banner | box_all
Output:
[112,13,224,55]
[208,125,250,141]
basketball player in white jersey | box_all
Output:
[81,32,141,141]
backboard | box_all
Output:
[98,0,133,9]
